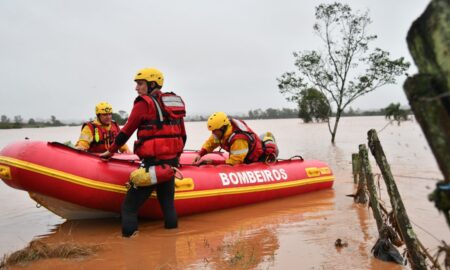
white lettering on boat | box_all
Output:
[219,169,288,186]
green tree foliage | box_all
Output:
[13,115,23,128]
[14,115,23,124]
[0,115,66,129]
[277,2,410,143]
[1,115,10,123]
[384,103,408,125]
[118,110,128,120]
[112,110,128,125]
[298,88,330,123]
[49,115,63,126]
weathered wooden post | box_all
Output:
[368,129,427,270]
[352,153,360,184]
[359,144,383,233]
[404,0,450,227]
[404,0,450,184]
[359,144,404,264]
[353,145,368,204]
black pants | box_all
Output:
[121,177,178,237]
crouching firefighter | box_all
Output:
[100,67,186,237]
[193,112,278,165]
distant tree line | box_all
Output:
[184,108,299,122]
[184,105,410,122]
[2,104,410,129]
[341,104,411,119]
[0,110,130,129]
[0,115,65,129]
[247,108,299,119]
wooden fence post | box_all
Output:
[359,144,383,233]
[404,0,450,183]
[352,153,360,184]
[367,129,427,270]
[354,145,368,204]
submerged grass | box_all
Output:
[0,240,101,268]
[197,234,260,269]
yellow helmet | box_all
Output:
[134,67,164,87]
[207,112,230,131]
[95,102,113,115]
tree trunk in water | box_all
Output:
[330,111,341,143]
[368,129,427,270]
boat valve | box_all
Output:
[0,165,11,180]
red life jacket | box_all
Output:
[223,118,263,163]
[82,121,121,153]
[135,92,186,160]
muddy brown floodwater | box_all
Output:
[0,117,448,269]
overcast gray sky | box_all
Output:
[0,0,430,121]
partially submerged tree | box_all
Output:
[278,2,410,143]
[298,88,330,123]
[384,103,408,125]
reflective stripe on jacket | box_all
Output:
[77,120,121,153]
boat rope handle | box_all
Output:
[172,167,183,179]
[263,154,278,165]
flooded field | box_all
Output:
[0,117,448,269]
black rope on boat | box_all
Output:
[276,155,304,161]
[263,154,278,165]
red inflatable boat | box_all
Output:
[0,140,334,220]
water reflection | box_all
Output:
[14,190,334,269]
[326,144,348,175]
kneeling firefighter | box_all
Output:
[75,102,131,154]
[193,112,278,165]
[100,67,186,237]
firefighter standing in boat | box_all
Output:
[193,112,278,165]
[100,68,186,237]
[75,102,131,154]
